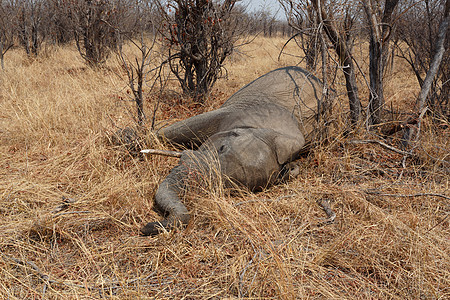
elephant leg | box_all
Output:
[159,108,229,148]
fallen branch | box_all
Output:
[364,190,450,231]
[141,149,182,158]
[347,139,409,156]
[364,190,450,201]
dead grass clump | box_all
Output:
[0,38,448,298]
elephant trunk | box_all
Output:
[141,164,190,236]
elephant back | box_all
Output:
[223,66,323,143]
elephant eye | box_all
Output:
[218,145,226,153]
[228,131,239,137]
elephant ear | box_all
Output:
[272,132,306,165]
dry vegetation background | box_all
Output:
[0,36,449,299]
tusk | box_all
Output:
[141,149,182,158]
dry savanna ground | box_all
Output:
[0,36,449,299]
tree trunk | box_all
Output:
[305,6,318,71]
[363,0,399,126]
[312,0,361,126]
[0,42,4,70]
[135,76,145,126]
[368,36,384,125]
[416,0,450,112]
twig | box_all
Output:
[427,213,450,233]
[277,32,301,61]
[141,149,182,158]
[2,254,50,282]
[364,190,450,201]
[53,211,92,218]
[419,145,450,166]
[238,251,259,298]
[347,139,410,156]
[365,190,450,232]
[317,199,336,225]
[2,254,52,297]
[52,196,78,213]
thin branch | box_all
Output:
[427,213,449,232]
[2,254,49,281]
[2,253,51,297]
[277,32,301,61]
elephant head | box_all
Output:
[141,127,305,236]
[140,66,323,235]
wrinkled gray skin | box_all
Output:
[141,66,323,235]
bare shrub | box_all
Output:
[362,0,400,126]
[16,0,50,57]
[0,1,16,69]
[46,0,73,45]
[114,1,165,129]
[280,0,320,71]
[280,0,362,126]
[68,0,132,66]
[245,8,293,37]
[156,0,249,101]
[395,0,449,120]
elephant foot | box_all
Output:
[279,161,300,182]
[286,161,300,178]
[141,220,170,236]
[141,214,190,236]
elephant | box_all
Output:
[141,66,324,236]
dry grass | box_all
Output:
[0,37,449,299]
